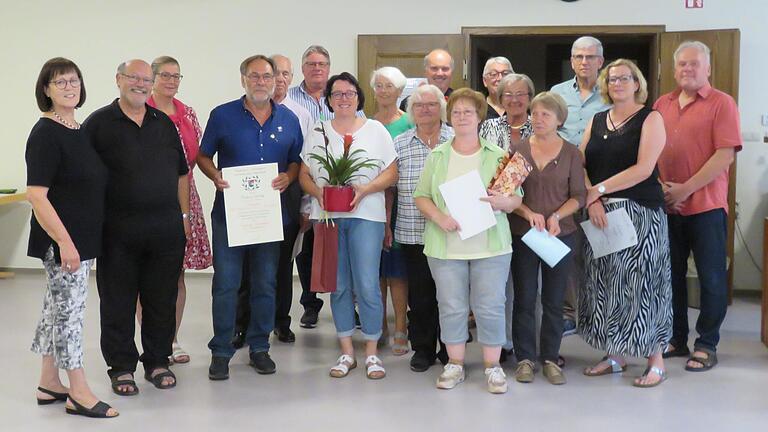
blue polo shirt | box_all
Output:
[200,97,303,224]
[550,77,611,146]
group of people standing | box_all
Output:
[24,35,740,418]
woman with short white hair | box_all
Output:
[482,57,514,120]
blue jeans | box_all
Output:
[331,218,385,340]
[427,253,511,346]
[208,215,280,358]
[668,209,728,352]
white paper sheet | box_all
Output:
[222,163,284,247]
[521,228,571,268]
[580,207,638,258]
[438,170,497,240]
[291,231,305,260]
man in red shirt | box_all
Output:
[653,41,742,372]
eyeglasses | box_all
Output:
[245,73,274,83]
[501,91,530,99]
[157,72,183,82]
[572,54,600,62]
[330,90,358,100]
[412,102,440,110]
[374,83,396,91]
[607,75,635,85]
[49,78,81,89]
[304,61,329,69]
[450,109,476,118]
[484,70,512,79]
[120,73,154,85]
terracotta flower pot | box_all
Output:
[323,185,354,212]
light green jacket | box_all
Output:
[413,137,513,259]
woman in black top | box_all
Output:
[26,58,117,418]
[578,59,672,388]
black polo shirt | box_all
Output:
[83,99,188,221]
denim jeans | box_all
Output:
[668,208,728,352]
[427,253,511,346]
[331,218,385,340]
[208,215,280,358]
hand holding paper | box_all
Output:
[580,208,638,258]
[521,228,571,268]
[438,170,496,240]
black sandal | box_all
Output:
[36,386,68,405]
[66,397,118,418]
[144,368,177,389]
[110,372,139,396]
[685,349,718,372]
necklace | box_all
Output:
[604,108,641,139]
[52,111,79,130]
[417,128,440,148]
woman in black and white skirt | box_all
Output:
[578,58,672,388]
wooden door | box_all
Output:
[357,34,466,116]
[658,29,741,303]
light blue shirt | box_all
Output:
[550,77,610,146]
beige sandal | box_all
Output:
[329,355,356,378]
[365,355,386,380]
[391,331,410,356]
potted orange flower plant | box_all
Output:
[307,123,380,212]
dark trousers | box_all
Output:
[402,244,444,357]
[98,215,185,377]
[511,233,574,363]
[668,209,728,352]
[235,223,300,332]
[563,211,586,322]
[296,227,323,312]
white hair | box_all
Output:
[370,66,407,91]
[483,57,514,75]
[674,40,711,65]
[571,36,603,57]
[406,84,447,124]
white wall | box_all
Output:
[2,0,767,290]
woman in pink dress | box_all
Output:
[144,56,212,363]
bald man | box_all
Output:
[84,59,189,394]
[399,49,455,111]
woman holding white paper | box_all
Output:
[578,59,671,388]
[508,92,585,386]
[414,88,521,394]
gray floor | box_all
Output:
[1,270,767,431]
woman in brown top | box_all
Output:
[509,92,586,386]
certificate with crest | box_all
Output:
[222,163,283,246]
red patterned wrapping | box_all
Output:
[489,152,532,196]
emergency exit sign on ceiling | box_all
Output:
[686,0,703,8]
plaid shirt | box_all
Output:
[393,123,454,245]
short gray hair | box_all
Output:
[370,66,407,91]
[498,73,535,97]
[483,57,513,75]
[673,40,711,65]
[571,36,603,57]
[301,45,330,64]
[423,49,455,69]
[406,84,447,124]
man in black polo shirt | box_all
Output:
[83,59,189,395]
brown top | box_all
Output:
[508,138,586,237]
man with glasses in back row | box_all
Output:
[198,55,303,380]
[550,36,610,354]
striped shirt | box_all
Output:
[287,81,365,123]
[479,114,533,151]
[393,123,454,245]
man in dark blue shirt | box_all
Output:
[198,55,302,380]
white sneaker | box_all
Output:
[485,366,508,394]
[436,363,465,389]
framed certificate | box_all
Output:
[221,163,284,247]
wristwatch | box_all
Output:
[597,184,606,195]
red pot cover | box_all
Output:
[323,186,354,212]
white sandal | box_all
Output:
[365,355,386,380]
[169,343,190,364]
[329,355,357,378]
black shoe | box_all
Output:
[249,351,276,375]
[409,351,435,372]
[300,309,318,329]
[274,326,296,343]
[231,330,246,349]
[354,310,361,329]
[208,356,230,381]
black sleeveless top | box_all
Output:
[584,107,663,208]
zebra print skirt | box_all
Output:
[578,199,672,358]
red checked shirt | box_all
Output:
[653,83,742,216]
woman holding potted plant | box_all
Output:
[299,72,399,379]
